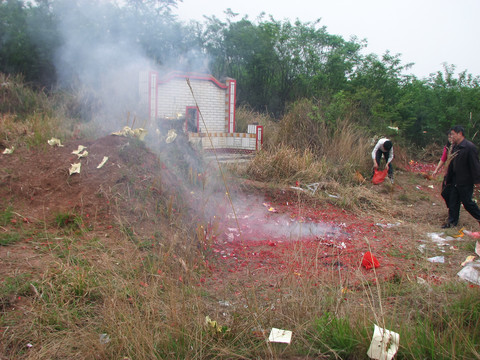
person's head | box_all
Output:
[449,125,465,145]
[383,140,392,151]
[446,130,453,146]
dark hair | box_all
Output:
[450,125,465,135]
[383,140,392,151]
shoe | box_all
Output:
[441,222,456,229]
[389,178,394,184]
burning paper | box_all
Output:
[165,129,177,143]
[69,163,81,175]
[112,126,148,140]
[2,147,14,154]
[268,328,292,344]
[263,203,278,213]
[97,156,109,169]
[367,324,400,360]
[47,138,64,147]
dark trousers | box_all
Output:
[375,150,394,178]
[441,178,451,209]
[447,184,480,225]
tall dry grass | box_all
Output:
[0,73,99,150]
[235,105,279,150]
[239,99,372,188]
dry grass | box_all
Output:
[240,100,372,188]
[235,105,279,150]
[0,73,99,151]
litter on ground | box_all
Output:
[97,156,109,169]
[99,333,111,344]
[2,147,14,154]
[376,222,401,228]
[47,138,63,147]
[457,261,480,286]
[69,163,81,175]
[464,230,480,239]
[268,328,293,344]
[427,256,445,263]
[367,324,400,360]
[76,150,88,158]
[461,255,476,266]
[306,182,320,194]
[452,228,465,238]
[71,145,87,154]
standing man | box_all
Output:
[372,138,394,184]
[442,125,480,228]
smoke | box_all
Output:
[51,0,244,232]
[226,194,344,242]
[53,0,210,133]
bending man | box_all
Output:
[372,138,394,184]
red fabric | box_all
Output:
[372,169,388,184]
[362,251,380,269]
[440,146,448,163]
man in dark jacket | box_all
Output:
[443,125,480,228]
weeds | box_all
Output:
[0,232,21,246]
[54,211,83,232]
[0,206,14,226]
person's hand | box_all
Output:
[385,164,389,170]
[432,169,438,176]
[373,161,378,170]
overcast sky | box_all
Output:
[174,0,479,79]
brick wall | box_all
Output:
[156,78,226,133]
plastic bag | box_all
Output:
[372,169,388,185]
[362,251,380,269]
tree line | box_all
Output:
[1,0,480,146]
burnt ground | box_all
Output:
[1,135,480,332]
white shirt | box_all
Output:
[372,138,394,163]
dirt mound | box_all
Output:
[1,135,177,226]
[0,135,190,281]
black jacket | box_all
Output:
[446,138,480,186]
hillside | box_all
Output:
[1,134,480,359]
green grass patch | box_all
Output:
[54,212,83,232]
[0,206,14,226]
[0,232,21,246]
[308,312,361,358]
